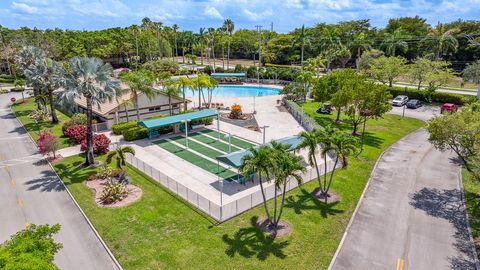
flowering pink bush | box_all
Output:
[81,134,111,155]
[64,125,87,144]
[37,129,59,158]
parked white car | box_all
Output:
[392,95,409,106]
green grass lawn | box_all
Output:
[462,169,480,256]
[11,98,71,148]
[52,102,424,270]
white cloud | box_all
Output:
[242,8,273,22]
[11,2,39,14]
[307,0,352,10]
[68,0,129,17]
[204,6,223,19]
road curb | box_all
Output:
[457,167,480,270]
[327,128,423,270]
[10,104,123,270]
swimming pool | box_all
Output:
[188,85,280,97]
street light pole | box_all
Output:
[224,132,232,153]
[260,125,269,144]
[184,119,190,148]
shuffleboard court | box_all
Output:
[187,132,242,153]
[170,136,224,160]
[199,129,256,149]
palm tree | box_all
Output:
[462,61,480,100]
[120,70,156,121]
[304,55,325,78]
[164,80,180,115]
[60,57,121,166]
[322,131,359,200]
[190,73,211,109]
[271,143,305,232]
[223,19,235,69]
[298,130,324,194]
[106,145,135,169]
[381,28,408,56]
[172,24,179,59]
[16,46,46,109]
[203,75,218,108]
[207,28,217,70]
[421,23,460,59]
[348,33,372,70]
[239,146,274,224]
[294,25,310,67]
[118,99,132,122]
[24,57,64,124]
[295,70,314,101]
[178,76,192,111]
[199,28,206,65]
[319,27,342,71]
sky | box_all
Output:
[0,0,479,33]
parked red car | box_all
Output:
[440,103,458,114]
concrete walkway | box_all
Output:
[330,129,477,270]
[0,93,120,269]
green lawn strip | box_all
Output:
[11,98,72,148]
[189,132,242,153]
[462,169,480,257]
[169,136,225,160]
[155,139,236,180]
[52,104,424,270]
[200,129,255,149]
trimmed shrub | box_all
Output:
[388,86,469,105]
[111,121,138,135]
[64,125,87,144]
[80,134,111,154]
[122,127,148,141]
[203,65,213,75]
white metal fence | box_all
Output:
[125,153,336,222]
[282,98,322,132]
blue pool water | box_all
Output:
[189,85,280,97]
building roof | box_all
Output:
[139,109,218,129]
[211,73,246,78]
[74,83,186,117]
[216,135,303,168]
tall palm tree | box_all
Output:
[294,25,310,68]
[120,70,156,121]
[348,33,372,70]
[199,27,206,65]
[172,24,179,59]
[298,130,323,194]
[271,144,305,232]
[118,99,132,122]
[60,57,121,166]
[239,146,274,224]
[106,145,135,169]
[207,28,217,70]
[222,19,235,69]
[177,76,192,111]
[319,27,342,71]
[322,131,359,200]
[16,46,46,109]
[164,80,180,115]
[190,73,211,109]
[421,23,460,59]
[381,28,408,56]
[24,57,64,124]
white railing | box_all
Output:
[125,153,336,222]
[282,98,322,132]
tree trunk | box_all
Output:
[389,79,393,87]
[34,87,41,110]
[212,44,216,70]
[198,88,201,109]
[124,105,129,122]
[325,157,339,194]
[182,87,187,112]
[222,45,225,70]
[227,39,230,69]
[134,91,140,121]
[273,187,278,227]
[169,96,172,115]
[323,152,328,196]
[275,181,288,228]
[85,96,95,166]
[258,175,272,222]
[335,107,341,122]
[301,44,304,67]
[48,88,58,124]
[21,91,25,102]
[352,121,359,136]
[200,49,204,65]
[313,155,323,193]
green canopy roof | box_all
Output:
[211,73,246,78]
[139,109,217,130]
[216,136,303,168]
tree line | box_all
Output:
[2,16,480,75]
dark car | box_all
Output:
[406,99,423,109]
[440,103,458,114]
[316,103,333,114]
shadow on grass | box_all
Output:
[222,216,289,261]
[53,158,96,186]
[284,188,344,218]
[410,187,476,269]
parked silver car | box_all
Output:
[392,95,409,106]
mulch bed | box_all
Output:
[219,112,260,132]
[311,187,341,204]
[86,179,142,208]
[47,154,64,164]
[257,217,292,237]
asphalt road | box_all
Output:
[331,128,477,270]
[0,93,119,270]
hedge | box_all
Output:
[122,126,148,141]
[112,121,138,135]
[388,86,471,105]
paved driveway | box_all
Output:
[331,129,477,270]
[0,93,119,269]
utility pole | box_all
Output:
[270,22,274,32]
[255,25,263,68]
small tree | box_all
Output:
[0,224,62,270]
[462,61,480,100]
[37,129,59,159]
[106,146,136,169]
[369,56,406,87]
[14,78,26,102]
